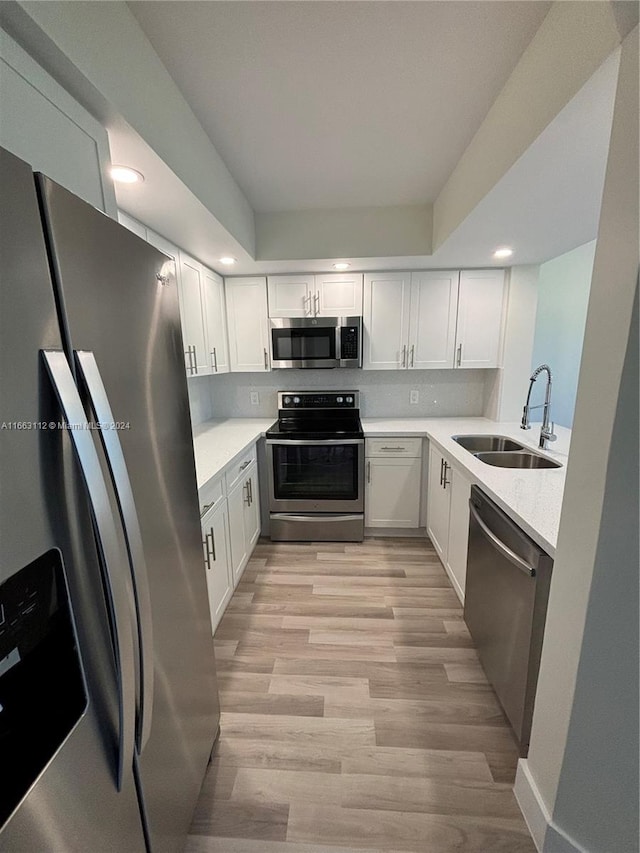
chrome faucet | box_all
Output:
[521,364,557,449]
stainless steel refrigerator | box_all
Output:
[0,147,220,852]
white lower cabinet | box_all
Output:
[201,501,232,634]
[198,445,261,632]
[365,438,422,528]
[426,443,471,602]
[227,461,261,585]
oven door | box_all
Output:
[267,439,364,513]
[270,319,339,368]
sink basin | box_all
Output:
[453,434,526,453]
[474,451,562,469]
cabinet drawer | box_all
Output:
[225,445,257,492]
[366,437,422,458]
[199,474,225,517]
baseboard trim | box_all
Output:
[364,527,427,538]
[514,760,587,853]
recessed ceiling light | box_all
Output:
[219,256,237,266]
[110,165,144,185]
[493,247,513,259]
[333,262,351,270]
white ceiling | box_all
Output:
[128,1,550,213]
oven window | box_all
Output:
[272,328,335,361]
[272,444,358,500]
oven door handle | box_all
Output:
[266,439,364,446]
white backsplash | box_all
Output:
[187,374,214,427]
[202,369,491,420]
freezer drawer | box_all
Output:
[464,486,553,755]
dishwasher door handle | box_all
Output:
[469,502,536,577]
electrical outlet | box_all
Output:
[410,390,419,405]
[250,392,259,406]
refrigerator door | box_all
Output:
[0,148,146,852]
[38,176,220,852]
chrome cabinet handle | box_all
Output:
[263,348,269,370]
[314,291,320,315]
[367,461,371,484]
[439,457,444,486]
[192,345,199,374]
[75,350,154,753]
[43,350,136,789]
[211,348,218,372]
[240,460,251,472]
[410,344,415,368]
[247,477,253,505]
[202,536,210,571]
[206,528,216,563]
[381,446,404,451]
[243,481,251,506]
[186,346,194,374]
[469,503,536,577]
[456,344,462,367]
[442,460,450,489]
[200,501,214,516]
[401,345,407,368]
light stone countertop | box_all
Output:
[192,418,275,489]
[362,417,570,556]
[192,415,570,556]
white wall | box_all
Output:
[206,368,488,420]
[515,26,639,853]
[531,241,596,428]
[186,376,214,428]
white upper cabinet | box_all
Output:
[408,271,459,369]
[315,273,363,316]
[363,272,412,369]
[455,270,506,368]
[178,253,209,376]
[267,275,314,318]
[118,212,148,240]
[268,273,363,318]
[201,267,230,374]
[225,277,271,372]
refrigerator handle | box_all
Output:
[42,350,136,790]
[74,350,154,753]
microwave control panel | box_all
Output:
[340,326,360,361]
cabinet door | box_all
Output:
[267,275,313,318]
[455,270,506,368]
[363,273,411,370]
[446,467,471,602]
[242,465,261,550]
[365,457,422,528]
[227,480,248,585]
[409,271,459,369]
[316,273,363,317]
[226,277,271,372]
[202,502,232,634]
[202,266,230,374]
[426,444,451,560]
[178,252,209,376]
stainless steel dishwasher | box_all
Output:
[464,486,554,755]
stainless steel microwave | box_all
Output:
[270,317,362,369]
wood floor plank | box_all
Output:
[190,538,532,852]
[286,803,536,852]
[340,746,493,782]
[213,737,342,774]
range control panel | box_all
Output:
[278,391,360,410]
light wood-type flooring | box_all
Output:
[186,537,535,853]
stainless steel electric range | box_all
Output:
[266,391,365,541]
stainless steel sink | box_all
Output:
[453,434,526,453]
[474,451,562,469]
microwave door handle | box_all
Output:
[42,350,136,790]
[75,350,154,752]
